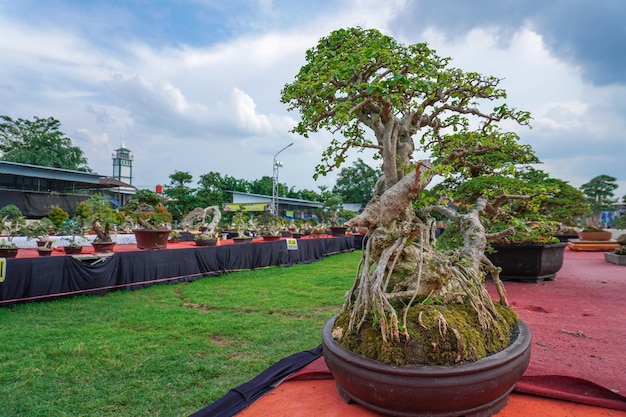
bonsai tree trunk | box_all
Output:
[92,220,112,243]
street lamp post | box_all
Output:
[272,142,294,218]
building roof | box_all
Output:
[229,191,324,208]
[0,160,101,184]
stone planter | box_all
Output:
[486,242,567,283]
[605,252,626,266]
[133,229,171,250]
[322,316,531,417]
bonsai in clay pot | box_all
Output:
[281,27,535,416]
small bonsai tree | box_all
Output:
[59,217,86,247]
[282,27,536,365]
[183,206,221,240]
[256,211,281,236]
[84,194,119,243]
[0,205,26,248]
[47,205,69,231]
[123,190,172,230]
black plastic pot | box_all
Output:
[486,242,567,283]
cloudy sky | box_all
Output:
[1,0,625,199]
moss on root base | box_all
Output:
[334,303,519,366]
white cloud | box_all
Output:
[0,0,624,199]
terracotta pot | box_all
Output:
[322,316,531,417]
[577,231,612,241]
[133,229,171,250]
[262,235,281,241]
[486,242,567,283]
[63,246,84,255]
[92,242,116,253]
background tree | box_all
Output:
[580,174,618,228]
[333,158,381,205]
[282,27,532,364]
[0,116,91,171]
[249,176,274,196]
[163,171,198,222]
[196,171,228,207]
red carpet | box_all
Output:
[495,250,625,410]
[234,249,626,416]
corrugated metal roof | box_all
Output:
[0,161,101,184]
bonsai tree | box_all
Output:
[436,169,589,245]
[47,205,69,231]
[22,218,56,248]
[59,217,86,248]
[256,210,282,236]
[0,204,26,248]
[281,27,535,366]
[83,194,119,244]
[580,174,618,229]
[182,206,221,241]
[123,189,172,230]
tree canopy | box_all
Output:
[281,27,534,193]
[333,158,381,205]
[580,174,618,227]
[0,116,91,172]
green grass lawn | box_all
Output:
[0,251,360,417]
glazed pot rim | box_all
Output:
[322,315,531,377]
[490,242,567,248]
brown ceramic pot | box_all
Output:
[322,316,531,417]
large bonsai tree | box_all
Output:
[281,27,536,365]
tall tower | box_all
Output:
[112,142,133,185]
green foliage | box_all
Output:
[518,167,589,227]
[0,115,91,171]
[281,27,532,184]
[0,204,25,243]
[613,214,626,229]
[124,190,172,230]
[59,217,85,245]
[333,158,381,205]
[84,194,119,229]
[580,174,618,227]
[440,171,564,243]
[163,171,198,221]
[22,218,55,241]
[47,205,69,230]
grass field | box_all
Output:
[0,250,361,417]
